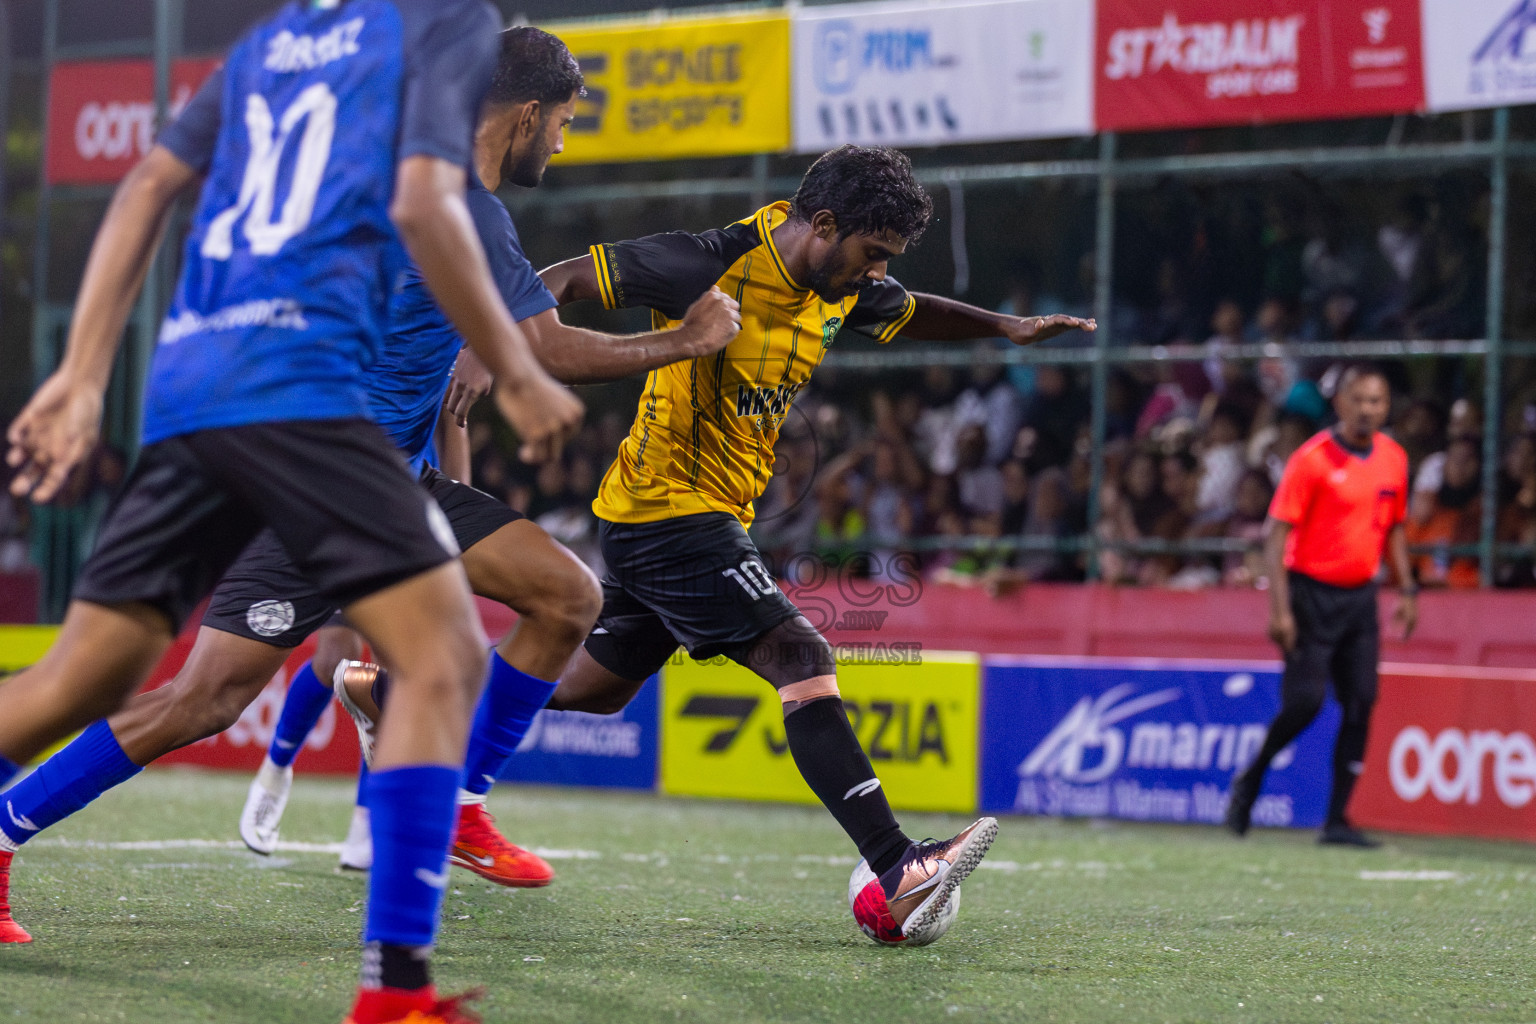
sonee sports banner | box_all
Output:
[544,11,791,164]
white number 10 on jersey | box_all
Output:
[202,82,336,260]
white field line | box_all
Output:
[28,838,601,859]
[1358,870,1461,881]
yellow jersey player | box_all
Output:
[541,145,1094,945]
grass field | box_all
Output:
[3,770,1535,1024]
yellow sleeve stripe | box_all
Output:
[589,244,619,309]
[877,293,918,343]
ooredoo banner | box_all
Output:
[1349,665,1536,841]
[544,11,790,164]
[1422,0,1536,111]
[46,57,222,186]
[791,0,1094,152]
[980,657,1336,828]
[1095,0,1424,132]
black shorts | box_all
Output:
[75,419,456,632]
[583,511,800,681]
[202,465,524,647]
[1282,571,1380,709]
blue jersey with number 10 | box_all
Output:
[143,0,498,445]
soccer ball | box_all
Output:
[847,858,960,947]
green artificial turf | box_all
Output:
[3,770,1534,1023]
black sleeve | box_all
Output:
[844,276,917,343]
[155,66,224,174]
[589,222,757,321]
[395,0,500,166]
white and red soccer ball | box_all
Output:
[847,858,960,947]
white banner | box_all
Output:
[791,0,1094,153]
[1422,0,1536,111]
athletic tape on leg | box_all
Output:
[779,675,840,706]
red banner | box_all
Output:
[150,632,364,776]
[1095,0,1424,132]
[46,57,221,186]
[1351,665,1536,842]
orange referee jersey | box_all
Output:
[1270,429,1408,587]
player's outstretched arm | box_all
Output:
[899,292,1096,346]
[518,291,740,386]
[391,155,582,464]
[7,145,197,501]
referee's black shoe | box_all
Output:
[1223,773,1259,837]
[1318,822,1381,848]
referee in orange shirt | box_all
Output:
[1225,365,1418,846]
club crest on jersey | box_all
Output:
[736,381,805,433]
[821,316,844,349]
[246,600,296,638]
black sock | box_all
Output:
[782,697,909,879]
[1327,713,1371,826]
[362,941,431,991]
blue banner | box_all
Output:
[499,676,659,790]
[980,658,1337,828]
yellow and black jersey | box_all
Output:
[589,201,916,528]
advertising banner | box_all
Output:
[1095,0,1423,132]
[46,57,221,186]
[660,652,979,813]
[546,12,790,164]
[1350,665,1536,841]
[500,676,659,790]
[790,0,1093,152]
[0,626,58,674]
[1422,0,1536,111]
[980,656,1336,828]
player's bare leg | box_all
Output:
[336,519,600,887]
[0,600,175,943]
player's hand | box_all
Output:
[444,347,494,427]
[1393,592,1418,641]
[6,372,104,503]
[679,287,741,357]
[493,371,584,465]
[1267,608,1298,653]
[1003,314,1097,347]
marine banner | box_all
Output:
[979,656,1336,828]
[660,652,979,813]
[790,0,1094,152]
[544,11,791,164]
[1421,0,1536,111]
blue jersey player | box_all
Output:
[0,22,738,986]
[0,4,584,1023]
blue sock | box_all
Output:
[0,722,141,849]
[0,756,19,792]
[461,651,558,797]
[268,660,331,769]
[355,758,369,808]
[363,764,458,948]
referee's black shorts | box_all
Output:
[201,465,525,647]
[74,419,458,633]
[1282,571,1380,709]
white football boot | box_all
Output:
[239,754,293,855]
[338,804,372,871]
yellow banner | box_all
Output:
[545,11,790,164]
[0,626,58,675]
[660,652,979,813]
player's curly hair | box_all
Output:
[487,27,585,107]
[790,145,932,244]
